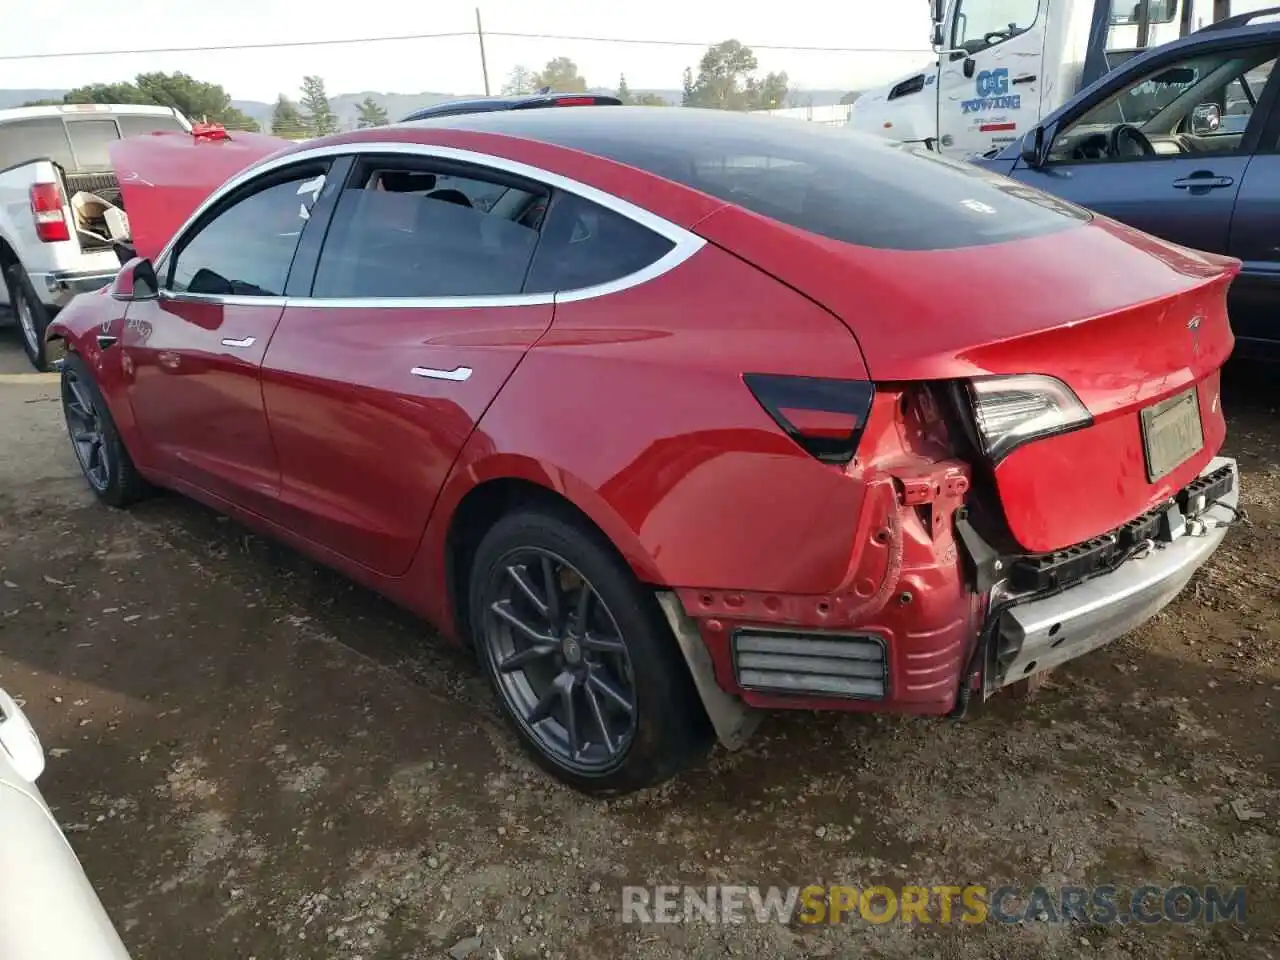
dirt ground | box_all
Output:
[0,323,1276,960]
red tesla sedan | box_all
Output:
[47,108,1241,795]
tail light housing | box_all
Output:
[967,374,1092,462]
[744,373,876,465]
[30,182,70,243]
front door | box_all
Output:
[938,0,1046,157]
[260,153,555,576]
[1009,39,1280,253]
[1226,148,1280,358]
[121,161,333,512]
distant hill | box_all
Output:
[3,86,855,130]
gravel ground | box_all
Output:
[0,324,1276,960]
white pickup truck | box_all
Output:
[0,104,191,370]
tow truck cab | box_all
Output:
[850,0,1271,158]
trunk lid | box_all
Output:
[108,128,293,261]
[696,208,1240,553]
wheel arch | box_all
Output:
[437,453,667,645]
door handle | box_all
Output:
[220,336,256,348]
[1012,74,1037,85]
[1172,174,1234,189]
[411,365,472,382]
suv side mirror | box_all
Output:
[933,22,945,47]
[1190,102,1222,136]
[1020,125,1046,168]
[112,257,158,301]
[932,0,945,22]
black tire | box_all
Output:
[4,263,52,372]
[61,352,151,508]
[469,507,712,795]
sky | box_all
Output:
[0,0,935,102]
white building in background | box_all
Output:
[749,104,854,125]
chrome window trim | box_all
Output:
[155,140,705,310]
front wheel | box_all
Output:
[469,508,712,795]
[60,352,150,507]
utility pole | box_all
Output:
[476,8,491,96]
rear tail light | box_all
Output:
[967,374,1092,462]
[30,182,70,243]
[744,373,875,465]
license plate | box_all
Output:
[1140,388,1204,481]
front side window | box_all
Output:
[168,166,329,297]
[311,160,543,299]
[1049,45,1279,163]
[952,0,1040,55]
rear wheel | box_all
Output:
[61,352,150,507]
[4,263,52,372]
[469,508,712,795]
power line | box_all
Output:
[0,29,932,62]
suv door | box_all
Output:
[1008,39,1280,254]
[120,159,334,514]
[937,0,1046,157]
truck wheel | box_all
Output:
[4,264,52,372]
[469,507,713,796]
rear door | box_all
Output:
[937,0,1046,157]
[259,152,555,575]
[1224,79,1280,359]
[1009,39,1280,253]
[120,159,333,514]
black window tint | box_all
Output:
[0,117,73,170]
[66,119,120,169]
[118,114,187,139]
[435,110,1090,250]
[170,169,327,297]
[524,192,674,294]
[312,166,540,299]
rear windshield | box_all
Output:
[0,113,185,172]
[443,109,1091,250]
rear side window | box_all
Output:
[312,162,542,299]
[524,192,674,294]
[65,119,121,169]
[0,117,74,171]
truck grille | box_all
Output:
[732,629,887,699]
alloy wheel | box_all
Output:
[63,370,110,491]
[480,548,638,774]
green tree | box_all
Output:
[616,74,632,103]
[299,75,337,137]
[681,67,696,106]
[615,75,667,106]
[35,72,259,130]
[356,96,389,128]
[682,40,789,111]
[271,94,308,139]
[502,65,538,95]
[534,56,587,92]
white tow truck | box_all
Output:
[0,103,191,370]
[849,0,1277,157]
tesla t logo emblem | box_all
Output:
[1188,315,1203,357]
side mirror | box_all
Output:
[932,0,945,22]
[112,257,158,301]
[1020,126,1046,168]
[932,22,945,47]
[1190,102,1222,136]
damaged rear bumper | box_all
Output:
[988,456,1238,693]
